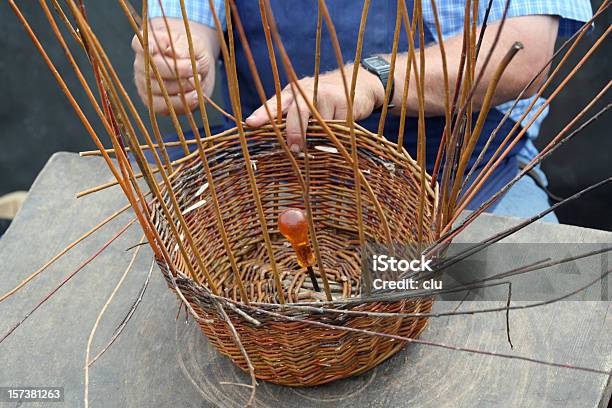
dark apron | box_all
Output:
[166,0,525,209]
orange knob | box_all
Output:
[278,209,314,268]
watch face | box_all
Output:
[364,56,389,71]
[368,58,387,69]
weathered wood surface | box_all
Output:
[0,152,610,408]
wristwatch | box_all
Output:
[361,55,395,110]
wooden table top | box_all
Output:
[0,152,610,408]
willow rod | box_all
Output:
[396,1,418,151]
[208,0,287,302]
[348,0,371,291]
[461,0,610,190]
[427,0,452,188]
[313,0,364,297]
[375,0,402,138]
[446,42,523,210]
[262,0,393,242]
[76,151,196,198]
[152,0,252,303]
[257,0,283,124]
[84,235,146,408]
[451,26,611,225]
[142,3,174,171]
[0,218,138,346]
[68,0,214,288]
[0,202,133,303]
[11,0,164,266]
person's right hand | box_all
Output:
[132,18,217,115]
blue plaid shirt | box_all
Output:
[150,0,592,174]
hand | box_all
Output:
[132,18,215,115]
[245,66,385,152]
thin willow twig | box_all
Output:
[375,0,402,138]
[88,258,154,367]
[461,0,610,190]
[84,236,146,408]
[453,25,611,220]
[0,219,137,345]
[0,202,134,303]
[240,294,612,376]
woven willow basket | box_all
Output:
[153,120,438,386]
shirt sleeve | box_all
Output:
[148,0,226,31]
[423,0,593,42]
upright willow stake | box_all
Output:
[427,0,451,189]
[375,0,402,138]
[312,2,323,107]
[206,0,287,302]
[447,42,523,209]
[228,0,333,301]
[144,0,252,304]
[67,0,215,289]
[396,0,418,151]
[258,0,283,123]
[141,3,173,171]
[315,0,367,258]
[260,0,393,244]
[348,0,370,292]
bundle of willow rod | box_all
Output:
[8,0,611,395]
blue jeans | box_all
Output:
[490,174,559,223]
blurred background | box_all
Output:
[0,1,610,231]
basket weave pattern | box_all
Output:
[153,121,438,386]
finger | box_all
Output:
[150,76,201,95]
[168,33,208,60]
[151,90,200,115]
[147,30,171,54]
[316,97,335,121]
[135,71,198,109]
[245,91,294,127]
[286,98,311,152]
[154,53,209,79]
[131,30,169,55]
[134,53,209,80]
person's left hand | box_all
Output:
[245,66,385,152]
